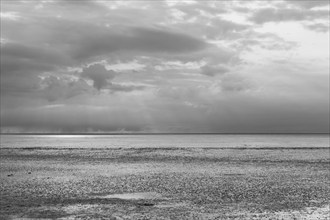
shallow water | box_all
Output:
[1,134,329,149]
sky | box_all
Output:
[0,0,329,133]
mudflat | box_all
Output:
[0,147,329,219]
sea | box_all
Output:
[0,134,329,149]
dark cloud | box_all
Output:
[131,27,209,53]
[72,26,210,60]
[1,42,67,67]
[3,18,209,63]
[54,0,104,8]
[41,76,92,102]
[0,42,69,75]
[0,74,42,95]
[80,64,116,90]
[0,55,54,76]
[200,65,229,77]
[210,19,249,36]
[108,83,146,93]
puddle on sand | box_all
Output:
[96,192,163,200]
[94,192,192,209]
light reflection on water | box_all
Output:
[0,134,329,149]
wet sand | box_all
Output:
[0,147,329,219]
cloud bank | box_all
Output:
[1,0,329,133]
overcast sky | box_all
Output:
[0,0,329,133]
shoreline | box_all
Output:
[2,133,329,135]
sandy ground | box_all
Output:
[0,147,329,219]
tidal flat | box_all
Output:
[0,147,329,219]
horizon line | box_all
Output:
[1,132,329,135]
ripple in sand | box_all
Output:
[155,202,189,208]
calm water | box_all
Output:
[0,134,329,149]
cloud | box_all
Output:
[72,26,210,60]
[0,0,329,133]
[0,42,64,97]
[250,7,329,24]
[1,44,57,75]
[41,76,92,102]
[200,65,229,77]
[1,90,329,133]
[210,19,250,37]
[0,104,146,132]
[0,41,73,99]
[175,2,227,18]
[206,96,329,133]
[80,64,116,90]
[1,42,66,66]
[0,74,42,95]
[285,0,330,9]
[3,12,209,63]
[218,74,253,93]
[108,83,146,93]
[0,42,69,75]
[304,22,329,32]
[238,32,298,51]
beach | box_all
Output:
[0,146,329,219]
[2,0,329,218]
